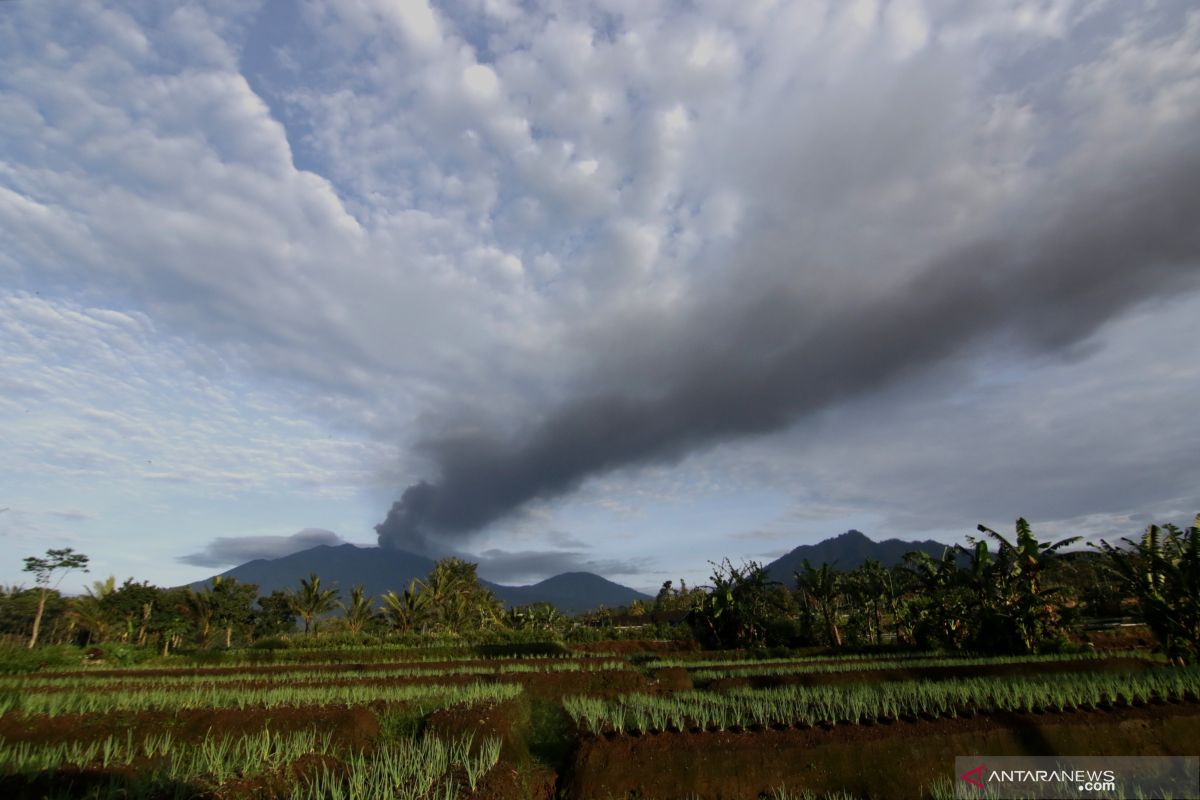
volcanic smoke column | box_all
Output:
[376,130,1200,554]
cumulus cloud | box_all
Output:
[180,528,346,568]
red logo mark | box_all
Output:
[960,764,986,789]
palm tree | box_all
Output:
[381,579,430,634]
[182,589,214,645]
[340,585,375,635]
[69,575,118,646]
[288,573,340,636]
[68,596,110,646]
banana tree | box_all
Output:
[1096,515,1199,665]
[796,560,844,648]
[976,518,1080,652]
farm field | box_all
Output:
[1,642,1196,799]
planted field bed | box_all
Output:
[3,644,1195,799]
[0,647,588,799]
[678,651,1155,689]
[564,659,1200,799]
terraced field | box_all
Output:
[0,643,1196,798]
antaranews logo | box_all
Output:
[954,756,1198,799]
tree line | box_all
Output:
[637,516,1198,664]
[4,516,1197,664]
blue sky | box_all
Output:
[1,0,1198,595]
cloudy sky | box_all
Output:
[2,0,1198,595]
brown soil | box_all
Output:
[702,657,1154,690]
[565,701,1200,800]
[654,667,694,691]
[470,762,556,800]
[1076,626,1156,651]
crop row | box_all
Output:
[646,650,1119,672]
[0,680,521,717]
[0,727,334,778]
[2,659,630,692]
[296,735,502,800]
[0,728,500,800]
[686,651,1130,681]
[44,649,597,674]
[563,667,1200,734]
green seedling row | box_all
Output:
[2,659,630,693]
[648,650,1122,672]
[0,680,521,717]
[42,649,593,675]
[687,651,1133,681]
[0,727,334,780]
[0,728,500,800]
[564,667,1200,734]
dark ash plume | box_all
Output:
[378,131,1200,553]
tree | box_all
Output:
[102,579,159,645]
[146,587,192,656]
[288,573,340,635]
[381,579,430,635]
[975,518,1081,653]
[902,548,970,649]
[795,560,844,648]
[252,590,296,638]
[209,577,259,648]
[182,589,215,646]
[415,558,504,633]
[22,548,89,649]
[340,585,376,635]
[692,559,793,649]
[1095,516,1200,665]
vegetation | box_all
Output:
[1096,515,1200,664]
[565,667,1200,734]
[21,548,89,649]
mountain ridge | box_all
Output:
[190,530,956,613]
[189,543,651,614]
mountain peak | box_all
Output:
[764,529,949,581]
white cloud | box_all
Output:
[181,528,346,568]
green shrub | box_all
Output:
[0,644,81,673]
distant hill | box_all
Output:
[764,529,952,583]
[491,572,652,614]
[189,543,650,614]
